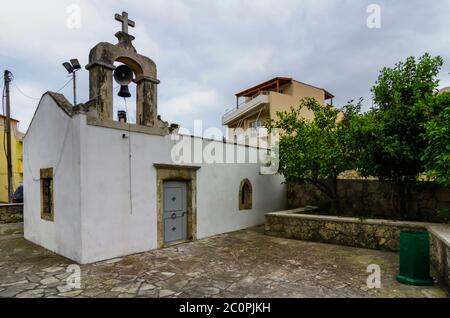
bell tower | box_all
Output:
[85,11,167,129]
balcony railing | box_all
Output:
[222,91,270,125]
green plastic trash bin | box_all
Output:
[396,230,433,286]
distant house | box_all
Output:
[0,115,23,202]
[222,77,334,142]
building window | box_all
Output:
[40,168,54,221]
[239,179,253,210]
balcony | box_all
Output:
[222,92,270,125]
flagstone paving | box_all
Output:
[0,223,448,298]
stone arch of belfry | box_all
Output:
[85,15,167,130]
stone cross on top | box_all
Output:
[115,11,135,35]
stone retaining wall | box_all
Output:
[265,208,450,288]
[265,208,428,252]
[0,204,24,224]
[287,180,450,222]
[429,225,450,288]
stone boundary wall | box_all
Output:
[429,225,450,288]
[287,180,450,222]
[265,208,428,251]
[0,204,24,224]
[265,208,450,288]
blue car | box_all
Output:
[12,185,23,203]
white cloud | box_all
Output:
[160,89,218,119]
[2,0,450,133]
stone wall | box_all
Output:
[287,180,450,222]
[429,225,450,288]
[265,208,429,252]
[265,209,450,288]
[0,204,23,224]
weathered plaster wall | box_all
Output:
[24,93,286,264]
[23,95,82,262]
[287,180,450,222]
[79,116,285,263]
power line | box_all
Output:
[12,76,73,101]
[12,82,40,100]
[124,97,133,215]
[56,77,73,93]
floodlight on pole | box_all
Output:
[62,58,81,105]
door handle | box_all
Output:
[171,213,177,219]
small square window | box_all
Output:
[40,168,54,221]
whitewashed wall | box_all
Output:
[23,95,83,262]
[25,96,286,264]
[81,122,285,263]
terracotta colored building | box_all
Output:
[222,77,334,142]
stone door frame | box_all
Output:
[154,164,200,248]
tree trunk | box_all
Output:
[392,179,411,219]
[312,177,340,214]
[330,176,340,214]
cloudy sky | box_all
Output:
[1,0,450,136]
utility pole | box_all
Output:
[72,70,77,105]
[4,70,13,203]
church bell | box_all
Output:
[114,64,134,98]
[118,85,131,98]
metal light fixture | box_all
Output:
[70,59,81,70]
[62,62,74,73]
[62,58,81,105]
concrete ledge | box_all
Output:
[266,207,431,228]
[86,116,168,136]
[265,208,431,252]
[428,224,450,288]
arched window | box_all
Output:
[239,179,253,210]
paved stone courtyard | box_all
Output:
[0,223,448,298]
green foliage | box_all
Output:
[268,53,449,217]
[268,97,360,212]
[422,93,450,185]
[360,53,444,183]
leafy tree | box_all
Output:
[422,92,450,185]
[357,53,444,214]
[268,97,360,213]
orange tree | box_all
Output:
[355,53,444,215]
[423,92,450,186]
[268,97,361,213]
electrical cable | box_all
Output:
[124,97,133,215]
[56,77,73,93]
[13,77,74,101]
[12,82,40,100]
